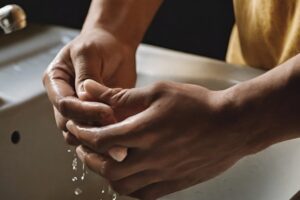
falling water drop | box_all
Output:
[72,177,78,182]
[72,157,78,171]
[112,193,117,200]
[81,173,85,181]
[74,188,82,196]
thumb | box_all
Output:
[71,48,103,97]
[83,79,152,121]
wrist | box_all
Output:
[80,25,138,57]
[82,23,139,52]
[82,0,162,50]
[216,84,275,156]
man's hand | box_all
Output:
[43,27,136,144]
[42,0,163,146]
[66,80,254,199]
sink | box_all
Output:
[1,24,300,200]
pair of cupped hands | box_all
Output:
[43,28,251,200]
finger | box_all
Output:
[66,107,157,153]
[70,46,102,96]
[44,48,115,126]
[83,79,152,120]
[110,170,163,195]
[66,120,136,152]
[83,79,121,104]
[43,47,76,110]
[76,146,150,181]
[76,145,112,176]
[56,105,80,145]
[58,96,116,125]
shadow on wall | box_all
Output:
[0,0,234,60]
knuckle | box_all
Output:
[150,81,171,97]
[71,42,95,56]
[72,44,87,54]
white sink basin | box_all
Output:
[0,24,299,200]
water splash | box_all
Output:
[68,148,118,200]
[72,157,77,171]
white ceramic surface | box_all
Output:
[0,24,299,200]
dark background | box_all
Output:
[0,0,235,60]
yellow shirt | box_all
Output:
[226,0,300,69]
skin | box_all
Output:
[291,191,300,200]
[43,0,300,199]
[65,54,300,199]
[43,0,163,144]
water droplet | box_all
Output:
[112,193,117,200]
[74,188,82,196]
[72,157,77,171]
[72,177,78,182]
[81,173,85,181]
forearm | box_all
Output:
[83,0,163,49]
[226,55,300,153]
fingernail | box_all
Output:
[66,120,73,129]
[108,147,128,162]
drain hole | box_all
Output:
[11,131,20,144]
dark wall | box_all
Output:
[145,1,234,60]
[0,1,234,60]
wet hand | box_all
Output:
[67,79,253,199]
[43,27,136,145]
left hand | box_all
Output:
[66,80,256,199]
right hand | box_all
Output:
[43,27,137,145]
